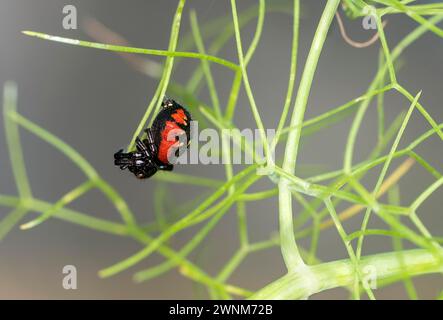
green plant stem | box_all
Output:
[98,166,257,278]
[230,0,272,166]
[355,91,422,266]
[133,174,259,283]
[129,0,186,151]
[250,249,443,299]
[278,0,341,272]
[0,207,28,241]
[272,0,299,150]
[0,195,127,235]
[7,111,138,228]
[343,14,443,173]
[190,10,222,118]
[22,31,238,71]
[0,193,244,297]
[324,198,375,300]
[20,180,95,230]
[3,82,32,199]
[1,82,31,240]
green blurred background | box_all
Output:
[0,0,442,299]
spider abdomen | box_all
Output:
[114,98,192,179]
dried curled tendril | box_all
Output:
[335,11,388,49]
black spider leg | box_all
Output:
[114,128,174,178]
[126,134,157,178]
[113,133,154,174]
[114,149,127,169]
[134,128,173,173]
[140,128,157,157]
[144,127,174,171]
[114,149,145,170]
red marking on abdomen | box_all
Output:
[157,121,185,164]
[171,108,187,125]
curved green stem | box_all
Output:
[250,249,443,299]
[278,0,341,272]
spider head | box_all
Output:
[114,149,158,179]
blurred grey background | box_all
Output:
[0,0,442,299]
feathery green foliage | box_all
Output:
[2,0,443,299]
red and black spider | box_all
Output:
[114,98,192,179]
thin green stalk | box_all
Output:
[128,0,187,151]
[377,50,386,142]
[356,91,422,263]
[133,175,258,282]
[185,2,290,96]
[0,207,28,241]
[293,192,320,264]
[238,189,278,202]
[189,10,235,201]
[411,176,443,212]
[20,180,95,230]
[279,85,393,139]
[7,111,138,228]
[278,0,341,272]
[272,0,299,150]
[348,178,437,253]
[98,166,257,278]
[217,248,248,282]
[224,0,266,121]
[394,84,443,141]
[3,82,32,199]
[190,10,222,118]
[1,82,32,240]
[237,201,249,247]
[381,0,443,38]
[343,15,443,173]
[22,31,238,71]
[407,151,442,179]
[8,111,98,179]
[324,198,375,300]
[230,0,272,166]
[375,11,397,85]
[293,113,406,230]
[225,71,242,120]
[0,195,127,236]
[134,203,230,283]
